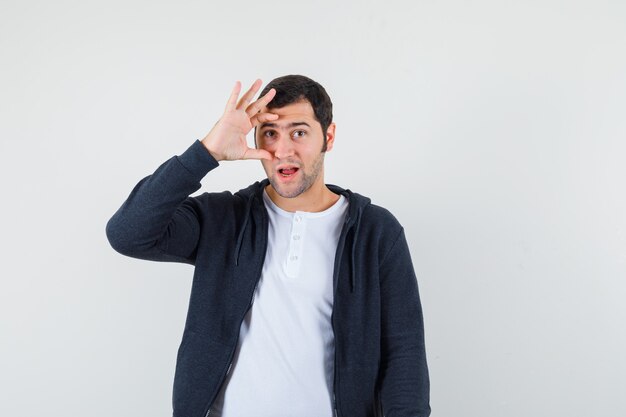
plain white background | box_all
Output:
[1,0,625,416]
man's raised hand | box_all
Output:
[201,79,278,162]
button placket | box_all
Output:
[285,213,305,277]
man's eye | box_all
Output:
[293,130,306,138]
[264,131,275,137]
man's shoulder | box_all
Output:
[346,192,407,261]
[361,202,403,237]
[332,185,404,238]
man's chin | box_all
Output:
[268,178,306,199]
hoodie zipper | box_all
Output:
[204,206,268,417]
[331,306,341,417]
[204,266,263,417]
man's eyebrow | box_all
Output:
[259,121,311,129]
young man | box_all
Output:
[106,75,430,417]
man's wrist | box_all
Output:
[200,139,222,162]
[176,140,220,178]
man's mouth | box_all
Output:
[278,166,300,177]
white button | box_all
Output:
[290,255,298,261]
[294,216,302,222]
[293,235,300,240]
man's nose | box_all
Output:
[273,135,295,159]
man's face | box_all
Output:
[255,100,334,199]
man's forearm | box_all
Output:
[105,140,218,263]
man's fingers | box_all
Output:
[250,112,279,127]
[246,88,276,117]
[236,79,262,111]
[225,81,242,112]
[242,147,272,161]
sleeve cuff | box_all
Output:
[175,139,220,179]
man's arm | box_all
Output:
[105,79,278,264]
[378,228,431,416]
[105,140,218,264]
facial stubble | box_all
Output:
[267,150,325,199]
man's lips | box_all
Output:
[276,164,300,178]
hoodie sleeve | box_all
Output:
[105,140,219,265]
[378,228,431,417]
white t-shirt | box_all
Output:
[209,188,349,417]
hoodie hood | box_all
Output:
[233,179,372,293]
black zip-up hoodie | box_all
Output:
[106,140,430,417]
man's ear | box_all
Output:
[325,122,336,152]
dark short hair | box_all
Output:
[255,74,333,152]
